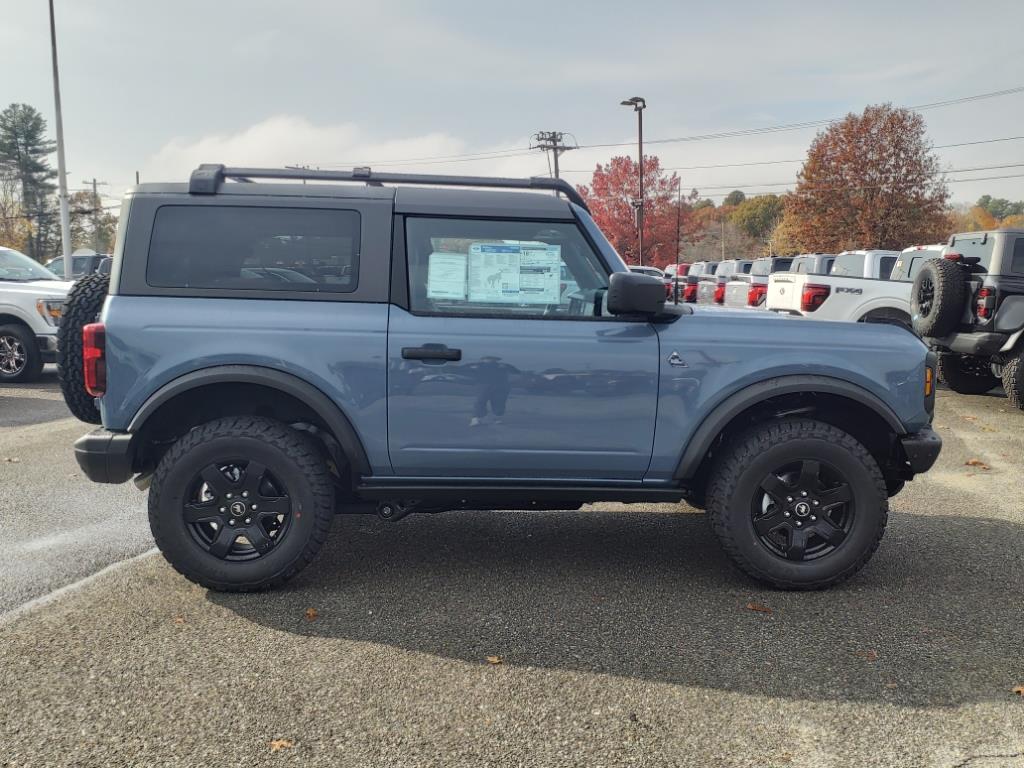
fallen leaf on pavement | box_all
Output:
[855,649,879,662]
[269,738,295,753]
[1013,685,1024,697]
[173,616,186,625]
[745,602,772,614]
[963,415,977,421]
[303,608,318,622]
[485,655,503,665]
[965,459,990,470]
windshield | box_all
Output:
[0,248,60,282]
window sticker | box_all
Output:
[426,252,468,299]
[467,242,561,304]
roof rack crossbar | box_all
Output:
[188,164,589,212]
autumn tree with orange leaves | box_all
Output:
[576,156,683,269]
[783,104,949,252]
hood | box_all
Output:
[0,278,72,298]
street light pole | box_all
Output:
[620,97,647,265]
[48,0,72,280]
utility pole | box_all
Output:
[620,97,646,265]
[48,0,72,279]
[674,183,682,304]
[531,131,576,179]
[82,178,108,251]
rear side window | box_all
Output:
[1012,238,1024,273]
[878,256,896,279]
[791,257,807,273]
[831,253,865,277]
[147,206,360,292]
[771,258,793,273]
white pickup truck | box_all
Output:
[765,249,913,329]
[0,246,70,383]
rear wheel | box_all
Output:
[937,352,1000,395]
[0,323,43,383]
[149,416,335,591]
[57,273,109,423]
[706,418,888,590]
[1001,350,1023,410]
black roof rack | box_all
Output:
[188,164,589,212]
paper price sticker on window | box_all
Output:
[468,242,561,304]
[426,252,468,299]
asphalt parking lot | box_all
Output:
[1,376,1022,767]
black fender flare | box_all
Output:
[127,364,371,475]
[673,375,906,480]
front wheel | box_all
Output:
[0,323,44,383]
[706,419,888,590]
[149,416,335,591]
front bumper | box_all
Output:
[74,429,135,484]
[35,333,58,364]
[900,426,942,475]
[925,331,1007,357]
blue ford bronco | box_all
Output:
[65,164,941,592]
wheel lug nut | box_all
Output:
[245,517,251,524]
[800,491,808,497]
[242,491,249,498]
[784,511,791,517]
[226,493,233,499]
[812,500,819,506]
[810,515,817,521]
[795,521,803,527]
[251,504,258,510]
[220,507,226,513]
[786,496,793,503]
[228,520,235,526]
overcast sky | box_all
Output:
[4,0,1024,208]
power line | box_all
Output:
[560,135,1024,174]
[531,131,577,178]
[296,86,1024,168]
[576,86,1024,150]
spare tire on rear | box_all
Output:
[58,273,109,424]
[911,258,965,337]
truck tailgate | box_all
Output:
[767,273,806,313]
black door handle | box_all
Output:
[401,345,462,362]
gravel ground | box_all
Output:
[1,387,1022,767]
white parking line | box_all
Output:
[0,547,157,627]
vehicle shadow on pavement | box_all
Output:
[209,508,1022,707]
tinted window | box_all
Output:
[771,258,793,273]
[879,256,896,279]
[949,234,995,273]
[147,206,360,292]
[1012,238,1024,274]
[791,257,808,274]
[822,257,835,273]
[831,253,865,277]
[739,261,753,274]
[406,218,608,318]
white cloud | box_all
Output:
[143,115,547,183]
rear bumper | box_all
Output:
[900,426,942,475]
[74,429,135,484]
[925,331,1007,357]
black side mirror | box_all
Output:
[607,271,666,316]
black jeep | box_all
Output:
[911,229,1024,407]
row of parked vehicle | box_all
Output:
[629,230,1024,409]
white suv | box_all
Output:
[0,247,71,382]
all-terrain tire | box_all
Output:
[57,273,109,424]
[149,416,335,592]
[706,418,888,590]
[936,352,1000,395]
[1001,350,1024,410]
[0,323,44,383]
[911,258,965,337]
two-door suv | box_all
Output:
[68,164,941,592]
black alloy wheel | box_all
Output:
[752,459,854,562]
[183,460,293,561]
